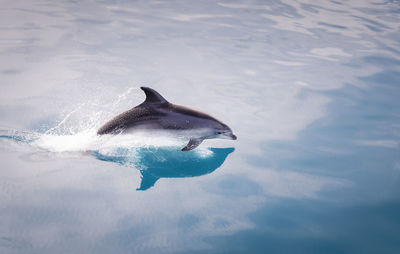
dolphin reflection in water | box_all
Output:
[93,147,234,191]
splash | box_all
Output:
[0,95,211,158]
[34,129,188,154]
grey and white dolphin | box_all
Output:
[97,87,237,151]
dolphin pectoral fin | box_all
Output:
[181,138,203,151]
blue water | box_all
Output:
[1,0,400,253]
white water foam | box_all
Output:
[33,129,187,153]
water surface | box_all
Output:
[1,0,400,253]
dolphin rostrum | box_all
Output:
[97,87,237,151]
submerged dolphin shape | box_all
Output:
[93,147,234,190]
[137,147,234,190]
[97,87,237,151]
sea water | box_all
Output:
[0,0,399,253]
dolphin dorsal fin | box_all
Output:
[141,87,168,104]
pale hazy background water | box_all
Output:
[0,0,400,253]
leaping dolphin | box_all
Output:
[97,87,237,151]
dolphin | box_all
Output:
[97,87,237,151]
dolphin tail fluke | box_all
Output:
[181,138,204,151]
